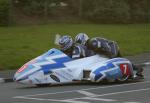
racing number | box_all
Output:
[120,63,131,76]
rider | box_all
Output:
[58,35,94,59]
[75,33,121,58]
[75,33,143,78]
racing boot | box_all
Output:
[136,66,144,79]
[132,64,144,79]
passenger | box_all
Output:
[75,33,121,58]
[75,33,143,78]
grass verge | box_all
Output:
[0,23,150,70]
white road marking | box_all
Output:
[144,62,150,66]
[123,102,140,103]
[13,96,60,101]
[0,78,4,83]
[77,90,117,102]
[13,80,150,98]
[77,90,96,96]
[66,87,150,101]
[13,96,89,103]
[61,100,89,103]
[14,87,150,103]
[83,97,117,102]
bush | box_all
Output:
[0,0,9,26]
[127,0,150,23]
[0,0,150,25]
[82,0,130,23]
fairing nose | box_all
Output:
[13,75,18,81]
[13,61,35,84]
[13,70,32,84]
[13,76,31,84]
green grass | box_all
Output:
[0,23,150,70]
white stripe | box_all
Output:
[81,48,86,57]
[54,34,61,45]
[78,46,82,54]
[77,90,96,96]
[46,54,67,59]
[96,88,150,97]
[84,97,117,102]
[34,61,55,66]
[16,88,150,102]
[14,88,150,102]
[14,96,89,103]
[13,80,150,97]
[67,88,150,101]
[123,102,140,103]
[61,100,89,103]
[0,78,4,83]
[97,41,101,48]
[72,54,80,58]
[144,62,150,66]
[112,41,117,56]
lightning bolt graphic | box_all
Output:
[16,54,71,81]
[93,58,131,82]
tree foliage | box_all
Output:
[0,0,150,25]
[82,0,130,23]
[0,0,9,26]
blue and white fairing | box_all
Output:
[14,48,74,84]
[90,58,134,82]
[14,48,134,85]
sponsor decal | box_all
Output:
[17,60,36,73]
[50,74,60,82]
[18,65,27,73]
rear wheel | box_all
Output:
[36,84,51,87]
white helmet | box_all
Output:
[59,35,73,51]
[75,33,89,45]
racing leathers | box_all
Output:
[85,37,143,78]
[87,37,121,58]
[61,44,94,59]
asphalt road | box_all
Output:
[0,65,149,103]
